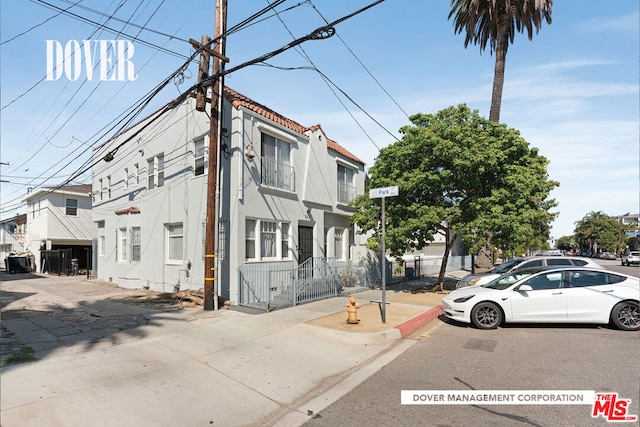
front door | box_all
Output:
[298,225,313,264]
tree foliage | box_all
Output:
[351,105,558,285]
[574,211,631,254]
[449,0,553,122]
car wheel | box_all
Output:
[471,302,502,329]
[610,301,640,331]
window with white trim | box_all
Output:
[260,133,293,190]
[245,219,291,261]
[130,227,141,262]
[65,198,78,216]
[166,223,183,262]
[107,176,111,199]
[119,228,128,262]
[99,235,105,256]
[195,137,205,176]
[337,164,356,204]
[335,228,345,260]
[124,168,129,189]
[148,154,165,189]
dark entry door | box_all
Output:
[298,225,314,264]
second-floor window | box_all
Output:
[66,198,78,216]
[148,154,164,189]
[337,164,356,204]
[261,133,293,191]
[195,137,205,176]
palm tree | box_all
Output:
[449,0,552,122]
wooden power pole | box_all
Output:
[202,0,228,310]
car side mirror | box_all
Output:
[517,285,533,292]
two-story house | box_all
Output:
[92,87,366,306]
[22,184,95,273]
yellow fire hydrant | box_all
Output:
[345,295,361,324]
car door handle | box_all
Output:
[552,292,563,295]
[602,290,614,293]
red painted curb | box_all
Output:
[394,305,443,337]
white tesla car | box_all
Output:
[442,266,639,331]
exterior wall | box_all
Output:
[220,103,365,303]
[92,99,209,292]
[92,95,366,303]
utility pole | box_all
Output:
[202,0,228,310]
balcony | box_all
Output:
[261,157,295,191]
[337,182,356,204]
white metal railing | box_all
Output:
[337,182,356,204]
[261,157,294,191]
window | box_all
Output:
[337,164,356,204]
[98,179,103,201]
[335,228,345,260]
[245,219,256,260]
[261,133,293,191]
[124,168,129,189]
[99,235,105,256]
[281,223,290,259]
[195,137,205,176]
[119,228,128,262]
[135,163,140,184]
[546,258,571,266]
[130,227,141,262]
[167,223,183,262]
[261,221,277,258]
[245,219,291,261]
[523,271,564,290]
[107,176,111,199]
[66,198,78,216]
[148,154,164,189]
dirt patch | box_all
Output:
[121,290,205,309]
[306,289,448,333]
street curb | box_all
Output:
[394,305,443,337]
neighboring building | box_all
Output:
[0,213,27,261]
[91,87,366,304]
[22,184,95,273]
[619,212,639,226]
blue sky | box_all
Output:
[1,0,638,241]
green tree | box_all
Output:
[449,0,553,122]
[574,211,628,255]
[351,105,558,287]
[555,235,574,252]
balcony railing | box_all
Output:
[337,182,356,204]
[261,157,294,191]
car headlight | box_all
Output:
[467,278,480,286]
[454,295,475,303]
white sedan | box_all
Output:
[442,267,640,331]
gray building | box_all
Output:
[91,87,366,304]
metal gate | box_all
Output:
[237,257,340,311]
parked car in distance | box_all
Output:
[599,252,617,260]
[456,256,603,288]
[443,266,640,331]
[621,251,640,266]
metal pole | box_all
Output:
[381,196,386,323]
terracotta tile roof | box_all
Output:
[115,206,141,215]
[224,87,365,166]
[224,87,307,135]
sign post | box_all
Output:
[369,186,399,323]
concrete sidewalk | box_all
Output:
[0,270,466,427]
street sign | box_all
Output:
[625,231,639,237]
[369,186,399,199]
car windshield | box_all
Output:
[484,271,536,290]
[491,259,523,274]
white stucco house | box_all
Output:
[91,87,366,305]
[0,213,27,261]
[22,184,95,273]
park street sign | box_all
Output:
[369,186,399,199]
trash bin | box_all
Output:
[405,267,414,278]
[5,256,31,273]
